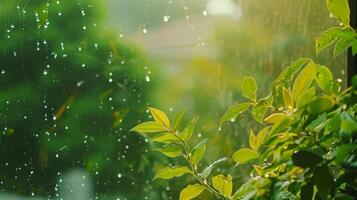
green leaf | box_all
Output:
[232,148,259,164]
[220,102,252,125]
[283,87,294,110]
[292,150,323,168]
[172,108,187,130]
[301,181,314,200]
[148,107,171,128]
[190,139,207,165]
[179,184,205,200]
[316,27,340,54]
[212,174,233,198]
[336,144,357,165]
[352,40,357,55]
[277,58,310,82]
[306,113,328,132]
[249,130,258,151]
[251,103,268,124]
[307,97,334,114]
[233,179,257,200]
[181,117,199,142]
[242,76,257,101]
[261,93,274,107]
[272,58,309,105]
[199,157,227,179]
[249,128,268,152]
[314,165,333,200]
[334,37,356,57]
[154,146,182,158]
[130,121,167,133]
[153,166,191,180]
[326,0,350,26]
[326,114,341,133]
[335,193,354,200]
[315,65,334,94]
[151,132,180,144]
[296,87,316,108]
[255,127,269,149]
[264,113,287,124]
[293,60,316,99]
[341,111,357,133]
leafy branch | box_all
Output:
[131,107,231,200]
[131,0,357,199]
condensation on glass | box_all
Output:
[0,0,347,199]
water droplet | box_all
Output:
[163,16,170,22]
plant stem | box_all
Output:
[168,128,227,199]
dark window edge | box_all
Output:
[348,0,357,86]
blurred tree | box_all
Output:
[0,0,161,199]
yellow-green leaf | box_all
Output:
[264,113,287,124]
[242,76,257,101]
[151,132,180,144]
[316,27,340,55]
[181,117,198,142]
[153,166,191,180]
[220,102,252,125]
[326,0,350,26]
[212,174,233,198]
[154,146,182,158]
[179,184,205,200]
[307,97,334,114]
[296,87,316,108]
[255,127,269,150]
[130,121,167,133]
[315,65,334,94]
[172,108,187,130]
[232,148,259,164]
[148,107,171,128]
[251,103,268,124]
[249,130,258,151]
[293,60,316,99]
[190,139,207,165]
[334,36,356,57]
[283,87,294,110]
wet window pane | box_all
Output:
[0,0,348,199]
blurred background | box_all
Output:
[0,0,347,199]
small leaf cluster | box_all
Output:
[131,0,357,199]
[316,0,357,57]
[222,58,357,200]
[131,108,232,199]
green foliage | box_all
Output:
[132,1,357,199]
[232,148,259,165]
[180,184,206,200]
[242,76,258,101]
[326,0,350,26]
[153,166,191,180]
[316,0,357,57]
[0,0,157,198]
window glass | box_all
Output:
[0,0,347,199]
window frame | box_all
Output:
[348,0,357,85]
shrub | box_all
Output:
[132,0,357,199]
